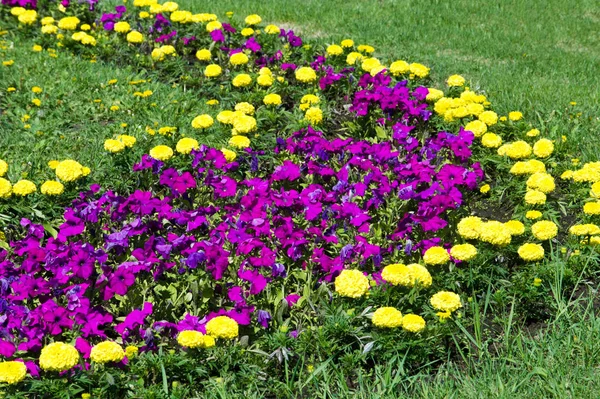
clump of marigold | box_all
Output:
[518,243,545,262]
[381,263,410,286]
[206,316,239,339]
[457,216,483,240]
[149,145,174,161]
[531,220,558,241]
[504,220,525,236]
[90,341,125,364]
[41,181,64,196]
[39,342,79,371]
[372,307,403,328]
[176,138,199,154]
[430,291,462,312]
[450,243,478,261]
[295,66,317,83]
[401,314,426,333]
[177,330,215,348]
[423,246,450,265]
[479,221,512,246]
[0,361,27,385]
[55,160,84,182]
[12,180,36,196]
[335,269,369,298]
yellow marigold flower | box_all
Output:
[326,44,344,56]
[510,160,546,175]
[426,88,444,102]
[240,27,254,36]
[518,243,544,262]
[232,114,257,134]
[372,307,403,328]
[295,66,317,83]
[447,74,465,87]
[192,114,214,129]
[0,160,7,176]
[221,148,237,162]
[525,189,546,205]
[171,10,192,23]
[3,60,15,66]
[570,224,600,236]
[346,51,364,65]
[334,269,369,298]
[457,216,483,240]
[370,64,387,77]
[127,31,144,43]
[498,141,532,159]
[235,102,255,115]
[406,263,432,287]
[217,110,235,124]
[533,138,554,158]
[104,139,125,153]
[18,9,37,25]
[41,181,64,196]
[206,316,239,339]
[232,73,252,87]
[409,63,429,78]
[526,128,540,137]
[149,145,174,161]
[299,94,320,111]
[229,135,250,149]
[206,20,222,32]
[7,87,16,92]
[478,110,498,126]
[526,172,555,194]
[196,49,211,61]
[263,93,282,106]
[504,220,525,236]
[479,221,512,246]
[204,64,222,77]
[39,342,79,371]
[0,178,12,198]
[437,310,452,321]
[117,135,136,147]
[423,246,450,265]
[230,52,249,65]
[480,184,491,193]
[41,16,55,25]
[161,1,179,12]
[584,202,600,215]
[304,107,323,125]
[206,99,219,106]
[0,361,27,385]
[464,120,487,137]
[13,180,36,196]
[450,243,477,261]
[176,138,199,154]
[381,263,410,286]
[402,314,426,333]
[430,291,462,312]
[361,57,381,72]
[244,14,262,25]
[265,24,280,34]
[481,133,502,148]
[560,170,573,180]
[466,103,485,116]
[341,39,354,48]
[41,24,58,34]
[357,44,375,53]
[257,74,273,87]
[531,220,558,241]
[90,341,125,364]
[58,16,80,30]
[177,330,214,348]
[125,346,138,358]
[509,111,523,121]
[55,159,83,182]
[526,210,543,220]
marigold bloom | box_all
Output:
[90,341,125,364]
[464,120,487,137]
[0,178,11,198]
[232,74,252,87]
[405,263,432,287]
[230,52,249,66]
[177,330,214,348]
[402,314,426,333]
[584,202,600,215]
[372,307,403,328]
[221,148,237,162]
[450,243,478,261]
[409,63,429,78]
[504,220,525,236]
[149,145,174,161]
[206,316,239,339]
[457,216,483,240]
[104,139,125,153]
[192,114,214,129]
[245,14,262,25]
[430,291,462,312]
[263,93,282,106]
[127,31,144,43]
[447,74,465,87]
[0,361,27,385]
[41,181,64,195]
[0,160,7,177]
[39,342,79,371]
[479,221,512,246]
[533,138,554,158]
[326,44,343,56]
[423,246,450,265]
[196,49,211,61]
[478,110,498,126]
[295,67,317,83]
[13,180,36,196]
[304,107,323,125]
[531,220,558,241]
[334,269,369,298]
[509,111,523,121]
[229,135,251,149]
[381,263,410,286]
[176,138,199,154]
[518,243,544,262]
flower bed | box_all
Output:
[0,0,599,396]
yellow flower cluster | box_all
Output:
[205,316,239,339]
[0,361,27,385]
[531,221,558,241]
[39,342,79,371]
[149,145,174,161]
[450,243,478,261]
[372,307,403,328]
[177,330,216,348]
[90,341,125,364]
[423,246,450,265]
[334,269,369,298]
[176,138,199,154]
[381,263,432,287]
[517,243,544,261]
[430,291,462,312]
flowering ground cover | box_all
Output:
[1,1,600,398]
